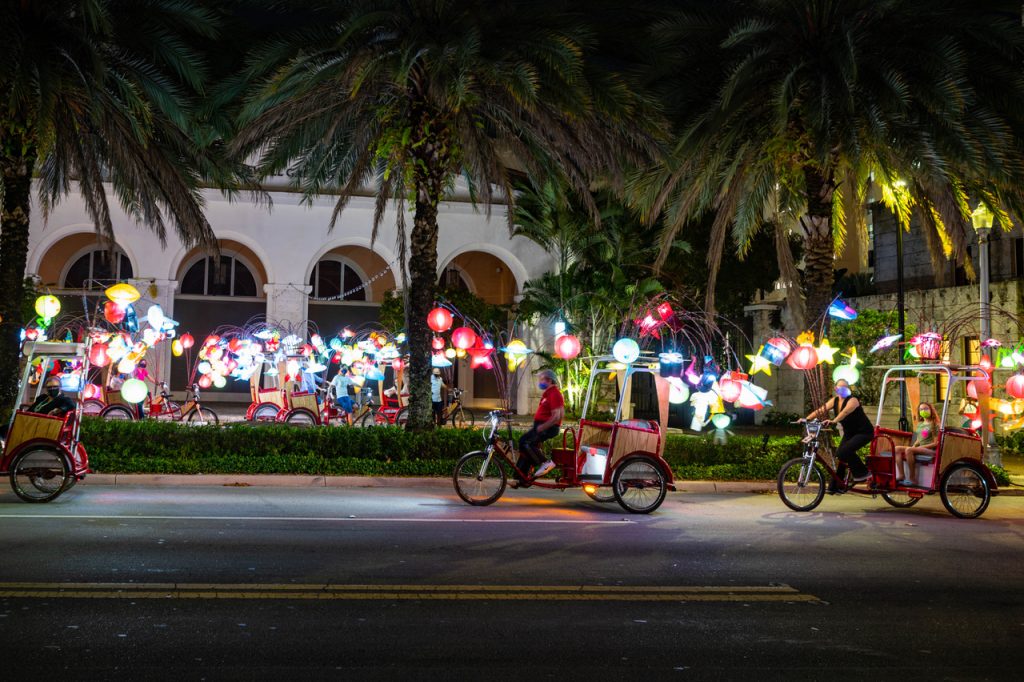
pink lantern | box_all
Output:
[197,374,213,389]
[83,383,102,400]
[89,343,110,367]
[554,334,582,360]
[786,345,818,371]
[392,359,404,371]
[766,337,792,356]
[913,332,942,360]
[1006,374,1024,400]
[718,372,745,403]
[431,336,446,351]
[180,333,195,349]
[968,379,992,399]
[427,307,453,333]
[451,327,477,350]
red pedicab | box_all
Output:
[453,355,676,514]
[1,341,91,502]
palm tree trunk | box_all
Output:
[801,167,836,323]
[0,125,36,423]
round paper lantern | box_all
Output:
[180,333,195,349]
[786,345,818,370]
[612,338,640,364]
[212,374,227,389]
[392,358,404,371]
[103,301,126,324]
[120,378,148,404]
[172,339,184,357]
[427,307,453,333]
[668,380,690,404]
[451,327,477,350]
[34,295,61,320]
[718,377,743,403]
[105,282,140,305]
[444,348,457,359]
[197,374,213,389]
[82,383,102,400]
[1006,374,1024,400]
[432,336,446,351]
[117,357,136,374]
[146,304,166,330]
[89,343,110,367]
[967,379,992,399]
[711,413,732,429]
[766,337,792,357]
[832,364,861,386]
[554,334,582,360]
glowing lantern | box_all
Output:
[659,352,684,378]
[212,374,227,389]
[967,379,992,399]
[432,353,453,368]
[105,282,140,305]
[445,348,457,359]
[504,339,532,371]
[1006,375,1024,400]
[786,345,818,371]
[612,338,640,364]
[180,333,195,350]
[718,372,745,403]
[432,337,445,351]
[554,334,582,360]
[451,327,477,350]
[392,358,404,371]
[366,367,385,382]
[468,343,494,370]
[737,381,770,410]
[711,413,732,430]
[120,378,148,404]
[668,379,690,404]
[285,359,300,379]
[912,332,942,361]
[427,307,453,333]
[832,364,861,386]
[82,383,102,400]
[172,339,184,357]
[197,374,213,389]
[89,343,110,367]
[103,301,126,324]
[764,337,791,364]
[146,304,166,330]
[117,357,136,374]
[35,295,61,320]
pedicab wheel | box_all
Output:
[940,463,990,519]
[100,404,136,421]
[611,457,667,514]
[355,408,381,428]
[882,491,921,508]
[776,457,826,512]
[394,407,410,427]
[187,407,219,426]
[10,446,71,503]
[584,487,616,503]
[82,399,105,417]
[453,450,507,506]
[250,403,280,423]
[451,407,475,429]
[282,408,316,427]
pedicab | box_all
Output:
[1,341,91,502]
[453,354,676,514]
[778,364,999,518]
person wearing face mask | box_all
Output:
[894,402,939,486]
[801,378,873,493]
[511,369,565,485]
[431,368,447,426]
[29,376,77,417]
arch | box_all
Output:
[439,262,474,293]
[437,247,522,306]
[167,231,274,284]
[59,243,134,289]
[174,239,269,296]
[177,249,265,299]
[438,243,529,297]
[32,229,138,288]
[305,241,398,304]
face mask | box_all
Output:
[538,381,549,390]
[46,387,60,398]
[835,386,851,398]
[919,409,931,419]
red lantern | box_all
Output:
[1007,375,1024,400]
[89,343,110,367]
[967,379,992,399]
[180,333,195,349]
[82,383,102,400]
[203,335,219,348]
[554,334,582,360]
[431,336,446,351]
[197,374,213,389]
[718,372,745,403]
[103,301,126,324]
[228,338,242,353]
[427,307,453,333]
[392,358,404,371]
[467,343,494,370]
[786,345,818,370]
[24,328,39,341]
[451,327,477,350]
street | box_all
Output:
[0,484,1021,680]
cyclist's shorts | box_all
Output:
[336,396,356,414]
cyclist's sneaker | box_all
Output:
[827,482,845,495]
[852,472,871,483]
[533,460,556,478]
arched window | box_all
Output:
[308,258,367,301]
[62,248,134,289]
[439,266,471,292]
[179,254,259,297]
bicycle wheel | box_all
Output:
[355,408,381,428]
[81,399,105,417]
[187,407,219,426]
[453,450,507,506]
[882,491,921,508]
[612,457,667,514]
[394,407,409,427]
[100,404,136,421]
[284,408,317,427]
[10,446,71,503]
[451,407,476,429]
[940,463,990,519]
[584,487,616,503]
[777,457,826,512]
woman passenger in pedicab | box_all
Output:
[800,378,873,493]
[894,402,938,487]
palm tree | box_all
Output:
[231,0,660,429]
[630,0,1024,326]
[0,0,220,419]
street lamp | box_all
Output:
[970,201,1001,466]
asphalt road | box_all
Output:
[0,484,1021,680]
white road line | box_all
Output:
[0,514,633,524]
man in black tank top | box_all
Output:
[802,378,872,492]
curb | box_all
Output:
[77,474,1024,496]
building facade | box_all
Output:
[25,178,554,411]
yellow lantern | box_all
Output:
[172,339,184,357]
[105,282,140,305]
[34,295,61,320]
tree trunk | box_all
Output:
[801,167,836,325]
[0,125,36,423]
[404,112,452,431]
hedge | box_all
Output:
[78,417,802,481]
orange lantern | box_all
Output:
[427,307,453,333]
[451,327,477,350]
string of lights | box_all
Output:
[292,260,398,302]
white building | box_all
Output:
[25,178,554,411]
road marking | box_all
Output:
[0,514,632,525]
[0,582,819,603]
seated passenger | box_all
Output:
[29,377,77,417]
[895,402,938,486]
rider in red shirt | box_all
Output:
[513,369,564,483]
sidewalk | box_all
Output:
[78,473,1022,495]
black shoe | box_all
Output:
[827,483,844,496]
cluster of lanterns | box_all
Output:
[427,306,539,372]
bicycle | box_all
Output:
[102,381,219,425]
[440,387,475,428]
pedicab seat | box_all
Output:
[289,391,318,415]
[4,411,65,456]
[257,388,285,409]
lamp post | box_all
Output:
[895,213,909,431]
[971,202,1002,467]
